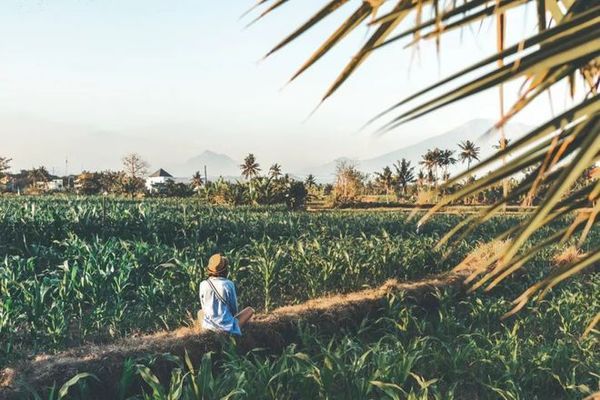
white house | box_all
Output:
[146,169,173,191]
[145,169,191,191]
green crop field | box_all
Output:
[0,197,598,399]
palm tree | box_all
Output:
[268,163,282,179]
[305,174,316,188]
[393,158,415,195]
[375,166,394,203]
[28,167,50,187]
[191,171,203,192]
[458,140,481,171]
[251,0,600,322]
[439,149,457,183]
[240,153,261,179]
[420,149,438,185]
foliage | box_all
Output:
[0,157,11,178]
[332,160,365,206]
[54,273,599,399]
[240,154,261,180]
[0,197,519,365]
[248,0,600,315]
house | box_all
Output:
[145,169,191,191]
[46,179,65,191]
[35,178,65,192]
[146,169,173,191]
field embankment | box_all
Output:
[0,267,474,398]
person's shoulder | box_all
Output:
[222,279,236,289]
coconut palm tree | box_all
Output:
[393,158,415,195]
[458,140,481,171]
[420,149,438,185]
[27,167,50,188]
[439,149,457,183]
[374,166,394,203]
[191,171,203,192]
[268,163,283,179]
[240,153,261,179]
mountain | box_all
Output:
[301,119,531,182]
[170,150,241,178]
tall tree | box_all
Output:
[0,157,11,178]
[191,171,204,192]
[240,153,261,179]
[458,140,481,171]
[121,153,148,197]
[374,166,394,203]
[439,149,457,183]
[268,163,282,179]
[27,167,51,188]
[420,149,438,185]
[305,174,316,188]
[393,159,415,195]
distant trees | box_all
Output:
[268,163,282,179]
[191,171,204,192]
[458,140,480,171]
[374,166,394,203]
[241,154,261,179]
[439,149,457,183]
[27,167,51,188]
[333,160,364,206]
[0,157,11,178]
[75,171,101,195]
[393,159,415,195]
[420,149,439,185]
[121,153,148,197]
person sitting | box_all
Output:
[198,253,254,336]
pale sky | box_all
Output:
[0,0,576,174]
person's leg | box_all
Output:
[236,307,254,327]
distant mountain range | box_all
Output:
[300,119,531,182]
[157,119,531,182]
[167,150,240,178]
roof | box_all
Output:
[149,168,173,178]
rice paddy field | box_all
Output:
[0,197,598,399]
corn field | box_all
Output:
[0,197,598,399]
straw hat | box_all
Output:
[207,253,229,276]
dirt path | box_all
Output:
[0,266,482,399]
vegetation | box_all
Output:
[1,198,594,398]
[0,197,543,365]
[49,278,599,399]
[250,0,599,320]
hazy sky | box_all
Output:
[0,1,575,174]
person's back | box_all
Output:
[198,253,254,336]
[199,276,241,335]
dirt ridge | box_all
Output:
[0,269,474,398]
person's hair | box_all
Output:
[208,267,228,278]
